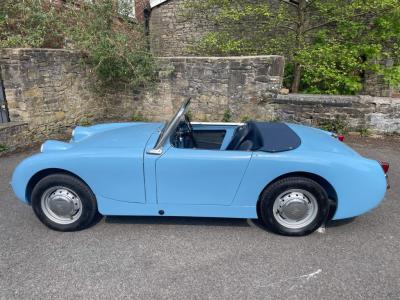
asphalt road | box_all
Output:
[1,137,399,299]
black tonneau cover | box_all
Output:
[249,121,301,153]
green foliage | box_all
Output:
[63,1,156,90]
[222,109,232,122]
[270,116,281,123]
[241,115,251,122]
[78,118,93,126]
[296,44,364,95]
[185,110,193,120]
[131,113,149,122]
[0,0,156,91]
[0,144,9,152]
[184,0,400,95]
[0,0,63,48]
[159,64,176,78]
[319,118,348,134]
[359,127,371,137]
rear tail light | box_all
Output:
[380,161,389,174]
[331,133,345,142]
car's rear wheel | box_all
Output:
[259,177,329,236]
[31,173,101,231]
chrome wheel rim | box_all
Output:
[272,189,318,229]
[41,187,82,225]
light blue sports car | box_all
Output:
[11,98,389,236]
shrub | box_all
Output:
[0,0,63,48]
[0,0,156,91]
[222,109,232,122]
[319,118,348,134]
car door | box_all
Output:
[156,147,252,206]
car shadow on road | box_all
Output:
[103,216,356,231]
[105,216,253,227]
[326,217,356,227]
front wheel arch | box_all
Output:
[257,172,338,221]
[26,168,91,204]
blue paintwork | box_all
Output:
[157,148,252,205]
[11,121,387,221]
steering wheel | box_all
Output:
[174,115,198,148]
[184,114,198,148]
[174,114,197,148]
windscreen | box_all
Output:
[153,98,191,150]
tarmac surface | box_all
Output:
[0,136,399,299]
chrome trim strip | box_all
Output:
[147,148,163,155]
[191,122,244,126]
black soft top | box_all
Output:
[226,121,301,153]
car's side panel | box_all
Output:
[233,149,387,219]
[68,148,146,203]
[96,195,257,218]
[155,146,252,205]
[12,147,147,204]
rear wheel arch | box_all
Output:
[26,168,92,204]
[257,172,338,220]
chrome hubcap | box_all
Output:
[41,187,82,225]
[272,189,318,229]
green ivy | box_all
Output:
[184,0,400,95]
[0,0,156,91]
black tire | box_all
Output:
[259,177,329,236]
[31,173,101,231]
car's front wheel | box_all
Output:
[31,173,101,231]
[259,177,329,236]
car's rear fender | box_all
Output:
[233,150,387,220]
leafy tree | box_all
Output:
[0,0,156,91]
[185,0,400,95]
[0,0,63,48]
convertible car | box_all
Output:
[11,98,389,236]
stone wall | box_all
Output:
[0,122,30,152]
[274,94,400,133]
[1,48,400,154]
[0,48,136,150]
[149,0,216,56]
[0,49,285,151]
[136,56,285,121]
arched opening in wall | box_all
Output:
[0,67,10,123]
